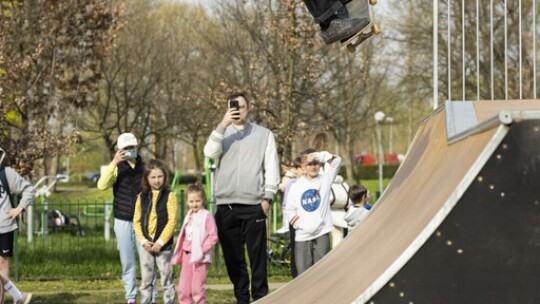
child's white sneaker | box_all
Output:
[15,292,32,304]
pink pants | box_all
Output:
[178,251,210,304]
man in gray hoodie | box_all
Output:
[204,92,280,304]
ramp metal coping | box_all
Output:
[445,100,478,139]
[448,109,540,145]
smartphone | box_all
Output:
[228,99,240,120]
[228,99,239,110]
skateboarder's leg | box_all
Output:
[302,0,344,28]
[303,0,370,45]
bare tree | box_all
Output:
[0,0,119,176]
[84,0,169,159]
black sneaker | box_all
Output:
[320,17,370,44]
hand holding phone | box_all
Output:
[228,99,240,120]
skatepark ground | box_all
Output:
[15,280,287,303]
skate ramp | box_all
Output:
[257,100,540,304]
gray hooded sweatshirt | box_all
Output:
[204,122,280,205]
[0,167,35,233]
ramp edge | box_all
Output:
[352,124,509,304]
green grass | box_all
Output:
[14,279,289,303]
[356,178,392,205]
[15,279,240,303]
[51,182,113,202]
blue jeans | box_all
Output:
[114,218,138,302]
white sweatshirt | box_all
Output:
[344,205,371,232]
[285,151,342,242]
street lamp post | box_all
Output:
[386,116,394,154]
[374,111,385,197]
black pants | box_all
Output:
[303,0,344,23]
[289,224,298,278]
[215,204,268,304]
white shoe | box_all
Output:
[15,292,32,304]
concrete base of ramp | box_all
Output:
[256,101,540,304]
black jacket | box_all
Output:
[113,157,144,221]
[138,189,173,251]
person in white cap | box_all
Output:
[97,133,156,304]
[0,147,34,303]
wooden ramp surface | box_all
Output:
[257,101,540,304]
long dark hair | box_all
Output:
[141,159,169,193]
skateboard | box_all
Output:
[341,0,380,53]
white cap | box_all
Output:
[117,133,138,150]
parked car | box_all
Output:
[83,172,100,183]
[56,174,69,183]
[354,153,402,165]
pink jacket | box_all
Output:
[171,208,218,265]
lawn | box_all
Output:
[15,277,290,303]
[15,279,235,303]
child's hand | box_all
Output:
[302,153,316,164]
[143,242,154,252]
[151,243,162,252]
[6,207,23,221]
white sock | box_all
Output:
[4,280,22,301]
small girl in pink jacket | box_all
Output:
[171,183,218,304]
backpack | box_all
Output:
[48,209,70,227]
[0,166,17,208]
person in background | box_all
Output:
[277,160,300,234]
[97,133,157,304]
[172,183,218,304]
[311,132,350,248]
[133,159,177,304]
[344,184,372,232]
[0,147,34,304]
[285,148,342,275]
[281,156,303,278]
[204,92,280,303]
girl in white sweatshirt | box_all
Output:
[285,149,342,275]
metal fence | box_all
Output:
[433,0,538,106]
[13,193,290,280]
